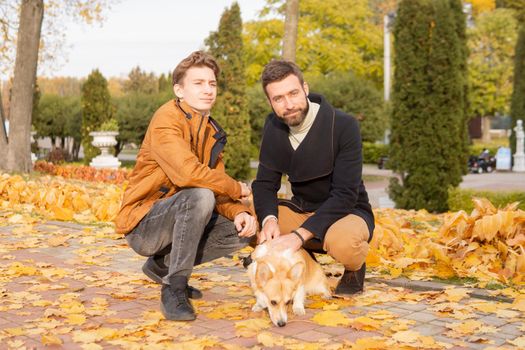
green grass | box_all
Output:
[431,275,479,286]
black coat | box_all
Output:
[252,93,374,242]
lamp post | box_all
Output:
[383,12,395,102]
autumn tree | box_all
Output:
[81,69,112,164]
[121,66,158,95]
[33,94,80,150]
[468,9,518,142]
[0,0,113,172]
[243,0,383,86]
[113,93,162,155]
[206,2,251,179]
[389,0,468,212]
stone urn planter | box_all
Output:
[89,131,121,169]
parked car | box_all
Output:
[468,154,496,174]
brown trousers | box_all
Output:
[278,205,370,272]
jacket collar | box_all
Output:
[174,98,227,168]
[175,99,209,120]
[259,93,335,182]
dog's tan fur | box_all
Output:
[248,244,331,327]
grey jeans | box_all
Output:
[126,188,251,284]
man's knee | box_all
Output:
[323,217,370,271]
[180,188,215,214]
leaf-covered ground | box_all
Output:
[1,172,525,349]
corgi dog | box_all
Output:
[248,243,331,327]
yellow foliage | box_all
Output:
[466,0,496,15]
[311,310,351,327]
[369,197,525,285]
[0,172,123,223]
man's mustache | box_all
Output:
[284,109,301,116]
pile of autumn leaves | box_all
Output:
[369,198,525,286]
[0,172,122,223]
[1,171,524,287]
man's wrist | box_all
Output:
[291,230,305,246]
[295,227,314,242]
[261,215,278,227]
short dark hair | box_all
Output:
[172,51,220,86]
[261,60,304,94]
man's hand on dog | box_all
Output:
[266,228,314,252]
[234,212,257,237]
[258,217,281,244]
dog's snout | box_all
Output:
[277,320,286,327]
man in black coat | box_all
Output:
[251,60,375,295]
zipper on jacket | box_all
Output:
[195,114,205,159]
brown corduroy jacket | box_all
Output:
[115,99,248,235]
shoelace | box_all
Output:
[174,290,189,305]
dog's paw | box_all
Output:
[292,305,306,315]
[252,304,264,312]
[322,292,332,300]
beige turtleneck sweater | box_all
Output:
[288,99,320,150]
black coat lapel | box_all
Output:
[259,93,335,182]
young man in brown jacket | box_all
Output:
[115,51,256,321]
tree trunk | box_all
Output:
[481,115,492,143]
[72,139,80,161]
[4,0,44,173]
[282,0,299,62]
[0,89,7,154]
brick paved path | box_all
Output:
[1,220,524,349]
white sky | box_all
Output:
[48,0,267,78]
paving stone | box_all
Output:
[432,335,466,348]
[497,322,523,337]
[294,329,332,342]
[480,336,508,346]
[223,336,259,347]
[479,314,509,327]
[411,323,447,336]
[385,306,414,317]
[315,325,352,336]
[204,330,238,341]
[429,317,460,325]
[198,318,234,331]
[334,330,382,342]
[404,311,438,323]
[272,320,319,336]
[395,302,429,312]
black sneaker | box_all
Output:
[334,263,366,296]
[143,257,203,299]
[160,283,196,321]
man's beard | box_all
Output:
[275,98,309,127]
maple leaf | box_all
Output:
[235,318,271,337]
[311,310,351,327]
[41,334,62,345]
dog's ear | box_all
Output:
[256,262,273,286]
[288,262,305,280]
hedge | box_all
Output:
[363,142,389,164]
[448,187,525,212]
